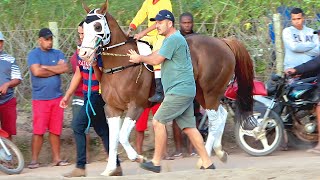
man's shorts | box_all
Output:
[136,103,161,132]
[141,35,165,70]
[0,98,17,135]
[154,94,196,130]
[32,97,64,135]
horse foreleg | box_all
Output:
[119,117,140,161]
[101,116,121,176]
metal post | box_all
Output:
[273,14,284,74]
[49,22,59,49]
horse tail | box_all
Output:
[222,37,254,118]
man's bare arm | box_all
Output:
[41,60,69,74]
[30,64,57,77]
[93,64,102,82]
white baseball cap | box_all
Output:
[0,32,5,41]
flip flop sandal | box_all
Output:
[27,162,40,169]
[306,149,320,154]
[173,152,183,158]
[53,160,71,166]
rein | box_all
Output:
[102,63,142,74]
[99,38,150,79]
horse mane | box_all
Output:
[105,13,128,45]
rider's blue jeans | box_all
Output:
[71,93,120,169]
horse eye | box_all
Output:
[94,22,102,32]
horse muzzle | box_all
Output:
[78,47,96,63]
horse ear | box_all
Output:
[99,0,109,14]
[82,0,91,13]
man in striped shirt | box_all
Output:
[61,23,121,177]
[0,31,22,140]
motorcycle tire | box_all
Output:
[0,137,24,174]
[234,101,284,156]
[286,131,316,150]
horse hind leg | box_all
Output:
[205,105,228,162]
[101,116,122,176]
[212,105,228,162]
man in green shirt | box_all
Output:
[128,9,215,173]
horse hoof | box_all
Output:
[217,151,228,163]
[132,155,147,163]
[100,166,123,176]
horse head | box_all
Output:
[79,0,111,63]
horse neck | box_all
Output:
[106,13,127,46]
[103,14,138,69]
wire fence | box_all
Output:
[0,18,319,107]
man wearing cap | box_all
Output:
[27,28,70,169]
[0,31,22,140]
[127,0,172,103]
[128,10,215,173]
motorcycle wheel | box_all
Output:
[286,131,316,149]
[0,137,24,174]
[235,101,284,156]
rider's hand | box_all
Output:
[126,27,134,37]
[134,32,144,40]
[284,68,297,76]
[128,49,141,63]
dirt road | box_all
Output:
[0,149,319,180]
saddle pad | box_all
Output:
[137,41,153,72]
[137,41,152,56]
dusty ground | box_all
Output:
[1,149,320,179]
[13,107,238,166]
[5,107,319,179]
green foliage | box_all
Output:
[1,0,319,31]
[0,0,320,80]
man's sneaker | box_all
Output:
[63,168,86,177]
[140,161,161,173]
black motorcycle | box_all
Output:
[234,74,318,156]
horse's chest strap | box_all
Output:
[103,63,142,74]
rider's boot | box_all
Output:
[148,78,164,103]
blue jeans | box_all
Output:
[71,93,120,169]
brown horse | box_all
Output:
[79,0,253,176]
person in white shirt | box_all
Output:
[283,8,320,70]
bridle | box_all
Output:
[81,9,154,79]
